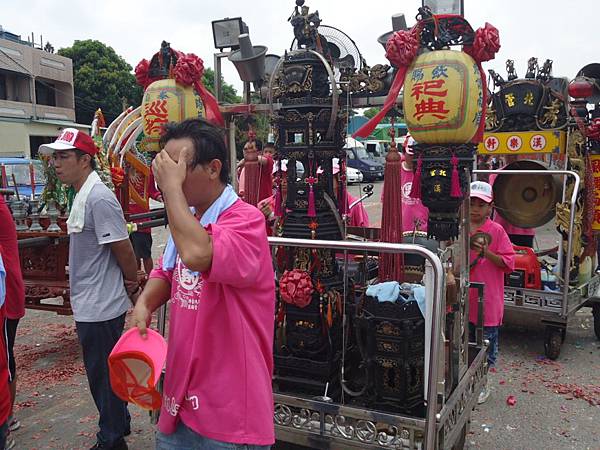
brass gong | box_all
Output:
[493,160,561,228]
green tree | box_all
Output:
[201,67,241,104]
[58,40,142,124]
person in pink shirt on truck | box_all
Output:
[468,181,516,404]
[131,119,275,450]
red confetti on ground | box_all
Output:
[506,395,517,406]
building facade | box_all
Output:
[0,28,88,158]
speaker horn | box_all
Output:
[493,160,562,228]
[574,63,600,104]
[228,34,267,83]
[377,13,407,50]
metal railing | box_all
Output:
[474,169,579,318]
[268,236,445,450]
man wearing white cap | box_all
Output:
[39,129,138,450]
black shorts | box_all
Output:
[4,318,19,382]
[130,231,153,260]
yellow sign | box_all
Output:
[477,131,566,155]
[591,155,600,231]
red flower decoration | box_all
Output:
[110,167,125,187]
[385,28,421,68]
[279,269,314,308]
[587,118,600,141]
[464,22,500,63]
[173,53,205,87]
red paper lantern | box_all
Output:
[568,78,594,99]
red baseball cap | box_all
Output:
[39,128,98,156]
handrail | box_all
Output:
[474,169,580,318]
[268,236,445,450]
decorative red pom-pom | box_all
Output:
[134,59,151,88]
[464,22,500,63]
[279,269,314,308]
[385,28,420,68]
[173,53,205,87]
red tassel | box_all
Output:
[410,155,422,199]
[308,185,316,217]
[274,183,283,217]
[243,142,260,207]
[379,146,404,282]
[450,153,463,198]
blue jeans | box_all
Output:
[76,314,130,446]
[156,421,271,450]
[469,323,499,367]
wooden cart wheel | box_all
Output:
[592,303,600,341]
[544,327,562,360]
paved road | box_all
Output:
[10,186,598,449]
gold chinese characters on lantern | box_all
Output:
[141,79,204,152]
[403,50,483,144]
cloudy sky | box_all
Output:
[3,0,598,96]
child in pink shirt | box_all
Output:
[469,181,515,403]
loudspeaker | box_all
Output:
[228,34,267,83]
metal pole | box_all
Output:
[268,237,444,450]
[229,117,238,191]
[214,53,222,103]
[474,169,580,318]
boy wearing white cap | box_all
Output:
[469,181,515,403]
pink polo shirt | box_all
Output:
[469,218,516,327]
[149,200,275,445]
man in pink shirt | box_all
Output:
[468,181,515,404]
[131,119,275,449]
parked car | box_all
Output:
[346,166,363,184]
[345,147,384,181]
[364,140,386,166]
[0,157,45,198]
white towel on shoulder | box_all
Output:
[67,171,103,234]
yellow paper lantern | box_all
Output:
[141,79,204,152]
[403,50,483,144]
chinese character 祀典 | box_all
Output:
[432,65,448,79]
[505,93,516,108]
[410,79,448,101]
[414,98,450,120]
[411,68,424,82]
[524,92,535,106]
